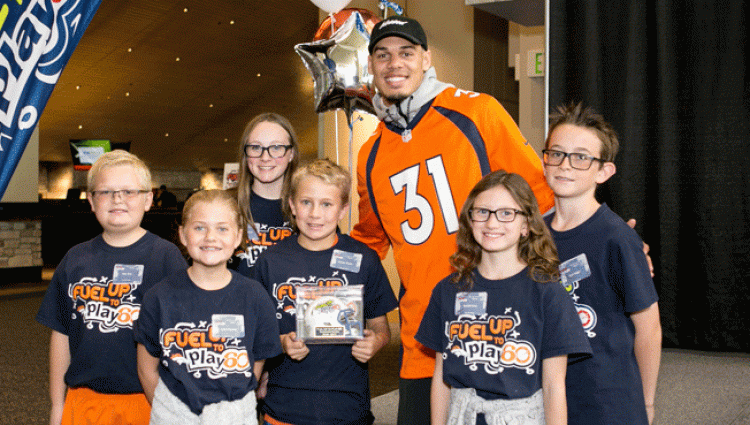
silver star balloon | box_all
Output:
[295,11,375,117]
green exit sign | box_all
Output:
[527,50,545,77]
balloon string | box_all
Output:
[347,112,363,232]
[330,12,336,33]
[347,113,352,231]
[334,111,339,165]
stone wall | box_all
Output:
[0,221,42,269]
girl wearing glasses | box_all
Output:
[415,170,591,425]
[232,113,300,276]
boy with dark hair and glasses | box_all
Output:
[37,150,187,425]
[542,103,662,425]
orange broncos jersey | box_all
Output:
[351,87,554,379]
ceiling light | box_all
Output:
[209,104,213,108]
[127,48,132,52]
[78,125,83,129]
[176,57,180,61]
[224,138,228,142]
[230,20,235,25]
[184,8,188,13]
[256,73,261,77]
[125,92,130,96]
[75,85,80,90]
[165,133,169,137]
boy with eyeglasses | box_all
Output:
[542,103,662,425]
[37,150,187,425]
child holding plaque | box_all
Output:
[135,190,281,425]
[252,159,398,425]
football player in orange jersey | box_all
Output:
[351,16,554,425]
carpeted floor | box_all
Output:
[0,291,402,425]
[368,346,750,425]
[1,290,748,425]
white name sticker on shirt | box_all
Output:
[559,253,591,286]
[455,292,487,317]
[112,264,144,286]
[212,314,245,338]
[330,249,362,273]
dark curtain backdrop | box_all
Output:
[549,1,749,351]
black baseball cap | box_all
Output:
[368,17,428,53]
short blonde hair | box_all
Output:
[182,189,243,225]
[287,159,351,230]
[181,190,246,249]
[288,159,351,205]
[87,150,152,192]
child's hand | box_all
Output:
[351,329,381,363]
[256,370,269,399]
[627,218,654,277]
[282,332,310,361]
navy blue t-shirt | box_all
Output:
[36,231,187,393]
[546,204,658,425]
[416,268,591,400]
[252,234,398,425]
[233,192,293,275]
[135,269,281,415]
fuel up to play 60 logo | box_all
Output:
[159,322,252,380]
[68,276,142,333]
[444,309,537,375]
[238,223,293,268]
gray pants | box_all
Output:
[149,379,258,425]
[448,388,545,425]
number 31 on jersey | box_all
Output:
[389,155,459,245]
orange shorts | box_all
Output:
[61,387,151,425]
[263,414,295,425]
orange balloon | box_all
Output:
[313,8,381,41]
